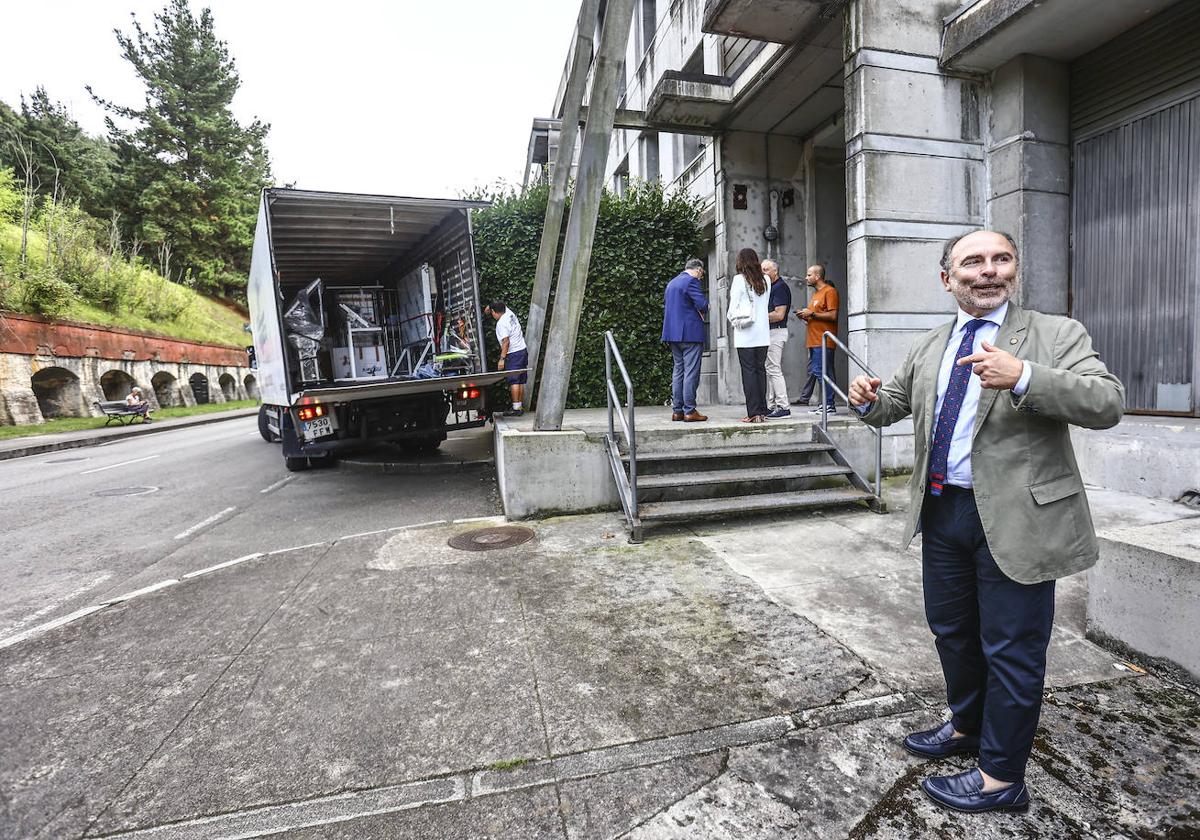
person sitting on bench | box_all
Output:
[125,387,153,422]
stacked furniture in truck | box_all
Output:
[248,188,513,470]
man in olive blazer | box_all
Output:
[850,230,1123,814]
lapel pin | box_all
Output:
[1009,337,1018,345]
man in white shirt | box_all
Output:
[847,230,1123,815]
[485,301,528,417]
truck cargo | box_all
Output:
[247,188,515,470]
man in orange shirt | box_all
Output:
[794,264,840,413]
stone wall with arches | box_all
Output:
[0,312,254,426]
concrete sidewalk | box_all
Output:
[1,481,1197,838]
[0,407,261,461]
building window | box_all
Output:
[640,132,660,182]
[640,0,657,56]
[613,157,630,197]
[677,133,703,170]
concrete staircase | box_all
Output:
[618,423,885,536]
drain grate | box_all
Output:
[93,486,160,497]
[447,526,535,552]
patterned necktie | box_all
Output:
[928,319,990,496]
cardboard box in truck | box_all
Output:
[247,188,517,471]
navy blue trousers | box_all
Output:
[798,347,835,407]
[921,487,1056,783]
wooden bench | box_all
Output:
[94,400,148,426]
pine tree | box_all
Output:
[91,0,271,299]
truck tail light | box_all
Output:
[454,384,483,413]
[297,404,326,422]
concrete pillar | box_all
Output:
[179,366,197,407]
[0,353,44,425]
[987,54,1071,315]
[136,363,163,411]
[844,0,982,380]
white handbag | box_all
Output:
[727,277,754,330]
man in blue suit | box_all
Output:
[661,258,709,422]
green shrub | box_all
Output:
[0,251,16,308]
[472,181,703,410]
[0,168,21,224]
[138,271,194,321]
[40,201,117,307]
[19,263,76,316]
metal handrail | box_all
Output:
[820,330,883,501]
[604,331,642,541]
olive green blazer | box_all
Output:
[860,305,1124,584]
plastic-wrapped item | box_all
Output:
[284,278,325,382]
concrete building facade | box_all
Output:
[527,0,1199,425]
[521,0,1200,687]
[0,312,255,425]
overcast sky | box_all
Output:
[0,1,579,197]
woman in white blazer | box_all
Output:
[728,247,771,422]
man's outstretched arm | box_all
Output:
[851,342,918,428]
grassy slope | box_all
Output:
[1,223,248,347]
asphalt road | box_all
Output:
[0,416,501,642]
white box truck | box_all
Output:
[247,188,516,471]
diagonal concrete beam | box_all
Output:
[524,0,601,408]
[534,0,637,430]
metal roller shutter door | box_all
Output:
[1070,1,1200,415]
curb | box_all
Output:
[0,408,260,462]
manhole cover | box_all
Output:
[448,526,535,552]
[93,486,160,497]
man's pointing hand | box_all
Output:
[849,375,883,406]
[957,340,1024,390]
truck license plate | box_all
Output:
[302,416,334,441]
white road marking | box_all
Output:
[0,605,107,650]
[266,541,327,556]
[337,520,449,541]
[102,579,180,605]
[453,515,507,525]
[0,519,456,651]
[260,475,296,494]
[80,454,159,475]
[183,553,264,579]
[174,506,237,540]
[0,573,113,636]
[336,528,392,540]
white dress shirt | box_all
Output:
[932,302,1031,489]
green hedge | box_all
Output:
[471,181,704,410]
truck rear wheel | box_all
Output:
[284,455,310,472]
[258,405,279,442]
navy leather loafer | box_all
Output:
[921,768,1030,813]
[903,721,980,758]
